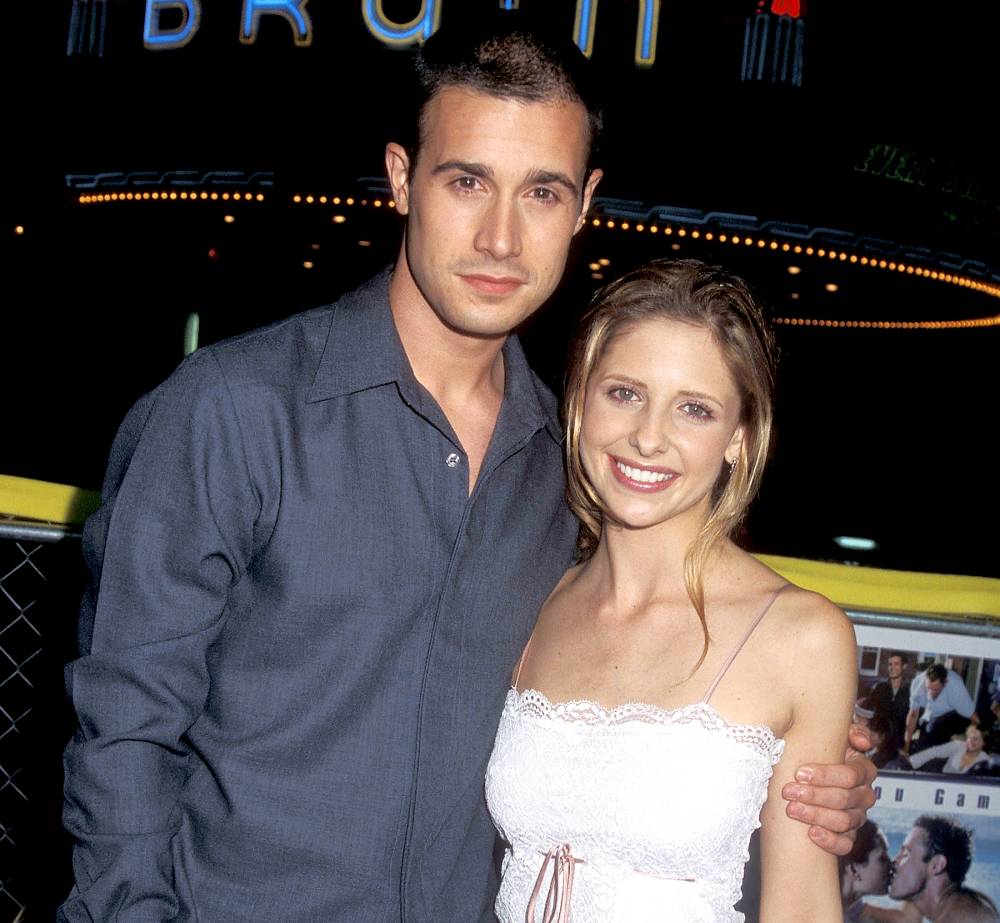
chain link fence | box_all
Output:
[1,517,82,922]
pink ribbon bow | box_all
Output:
[526,843,585,923]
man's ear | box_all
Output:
[575,168,603,234]
[927,852,948,877]
[385,143,412,216]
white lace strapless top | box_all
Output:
[485,687,785,922]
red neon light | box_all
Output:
[770,0,801,17]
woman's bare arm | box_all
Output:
[759,590,858,923]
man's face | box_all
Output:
[889,827,931,900]
[386,87,602,340]
[887,656,904,679]
[926,678,944,700]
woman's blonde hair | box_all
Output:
[564,258,777,673]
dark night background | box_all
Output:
[2,3,998,920]
[6,0,999,578]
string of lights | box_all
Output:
[69,188,1000,327]
[78,191,266,203]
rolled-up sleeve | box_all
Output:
[61,350,260,921]
[949,675,976,717]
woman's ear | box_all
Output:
[725,425,745,469]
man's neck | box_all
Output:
[388,258,510,491]
[388,260,507,406]
[921,877,956,921]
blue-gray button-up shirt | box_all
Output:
[62,270,578,922]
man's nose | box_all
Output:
[474,198,522,261]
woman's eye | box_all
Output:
[680,401,712,419]
[610,387,639,403]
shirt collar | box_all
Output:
[308,267,562,443]
[499,331,563,444]
[308,268,409,401]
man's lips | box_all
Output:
[608,455,679,492]
[458,273,526,295]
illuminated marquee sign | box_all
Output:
[143,0,665,67]
[143,0,312,47]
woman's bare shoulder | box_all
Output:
[780,608,856,715]
[752,566,855,662]
[538,562,587,614]
[556,561,588,594]
[727,551,850,631]
[778,583,849,624]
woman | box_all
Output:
[486,259,857,921]
[908,723,992,774]
[839,820,891,921]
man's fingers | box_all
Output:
[791,761,871,795]
[785,799,865,836]
[845,748,879,787]
[783,781,851,812]
[782,775,877,811]
[804,824,854,857]
[846,723,872,754]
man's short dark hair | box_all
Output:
[926,664,949,684]
[915,814,974,885]
[888,651,907,663]
[404,10,603,173]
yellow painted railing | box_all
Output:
[2,475,997,619]
[0,474,101,526]
[757,554,1000,620]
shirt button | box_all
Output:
[445,452,461,468]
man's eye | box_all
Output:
[528,187,559,203]
[454,176,482,192]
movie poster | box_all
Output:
[850,617,1000,919]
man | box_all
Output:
[889,816,999,922]
[906,663,978,754]
[60,12,874,922]
[868,652,911,749]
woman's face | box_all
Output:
[966,727,985,753]
[580,318,744,535]
[854,840,891,897]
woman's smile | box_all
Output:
[608,455,680,491]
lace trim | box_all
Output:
[509,687,784,761]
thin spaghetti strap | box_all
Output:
[701,583,793,705]
[512,634,535,691]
